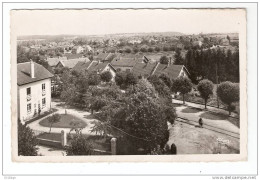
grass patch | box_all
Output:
[39,114,87,129]
[25,108,58,125]
[200,111,228,120]
[181,107,201,114]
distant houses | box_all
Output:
[132,61,190,80]
[72,61,116,81]
[17,61,53,123]
[56,58,90,69]
[46,56,67,67]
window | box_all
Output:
[27,103,31,114]
[42,83,46,96]
[42,98,46,108]
[27,87,31,95]
[26,87,31,101]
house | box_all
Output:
[56,58,90,69]
[46,56,67,67]
[64,53,83,60]
[72,61,116,81]
[94,52,115,62]
[17,61,53,123]
[72,46,84,54]
[110,56,142,72]
[132,61,190,80]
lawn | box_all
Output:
[25,108,58,125]
[39,114,87,129]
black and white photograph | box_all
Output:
[10,8,247,162]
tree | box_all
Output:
[140,47,147,52]
[147,47,154,52]
[100,71,112,82]
[159,73,172,88]
[197,79,214,109]
[66,129,93,155]
[159,56,169,64]
[133,48,139,53]
[174,49,184,65]
[155,46,161,52]
[125,72,137,86]
[115,71,126,87]
[48,113,61,133]
[125,48,131,53]
[18,120,38,156]
[87,72,101,85]
[172,77,193,104]
[217,81,239,115]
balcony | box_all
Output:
[42,90,46,96]
[26,95,31,101]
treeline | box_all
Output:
[185,48,239,84]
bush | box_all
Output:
[140,47,147,52]
[159,56,169,64]
[125,48,131,53]
[155,46,161,52]
[18,120,38,156]
[66,130,93,155]
[100,71,112,82]
[147,47,154,52]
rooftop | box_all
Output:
[17,62,53,86]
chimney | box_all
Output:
[30,59,35,78]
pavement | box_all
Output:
[27,101,99,135]
[172,98,239,118]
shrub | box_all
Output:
[100,71,112,82]
[66,130,93,155]
[18,120,38,156]
[159,56,169,64]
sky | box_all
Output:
[11,9,245,36]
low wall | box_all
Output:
[37,138,63,149]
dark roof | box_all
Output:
[64,53,83,59]
[132,62,157,77]
[94,53,110,61]
[17,62,53,86]
[153,64,184,79]
[72,61,115,73]
[111,57,141,67]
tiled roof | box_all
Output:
[64,53,83,59]
[132,62,157,77]
[94,53,110,61]
[153,64,184,79]
[17,62,53,86]
[47,57,67,67]
[111,56,141,67]
[72,61,115,73]
[58,58,89,69]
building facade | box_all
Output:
[17,61,53,123]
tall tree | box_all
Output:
[217,81,239,115]
[172,77,193,104]
[174,49,184,65]
[197,79,214,109]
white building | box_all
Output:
[17,61,53,123]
